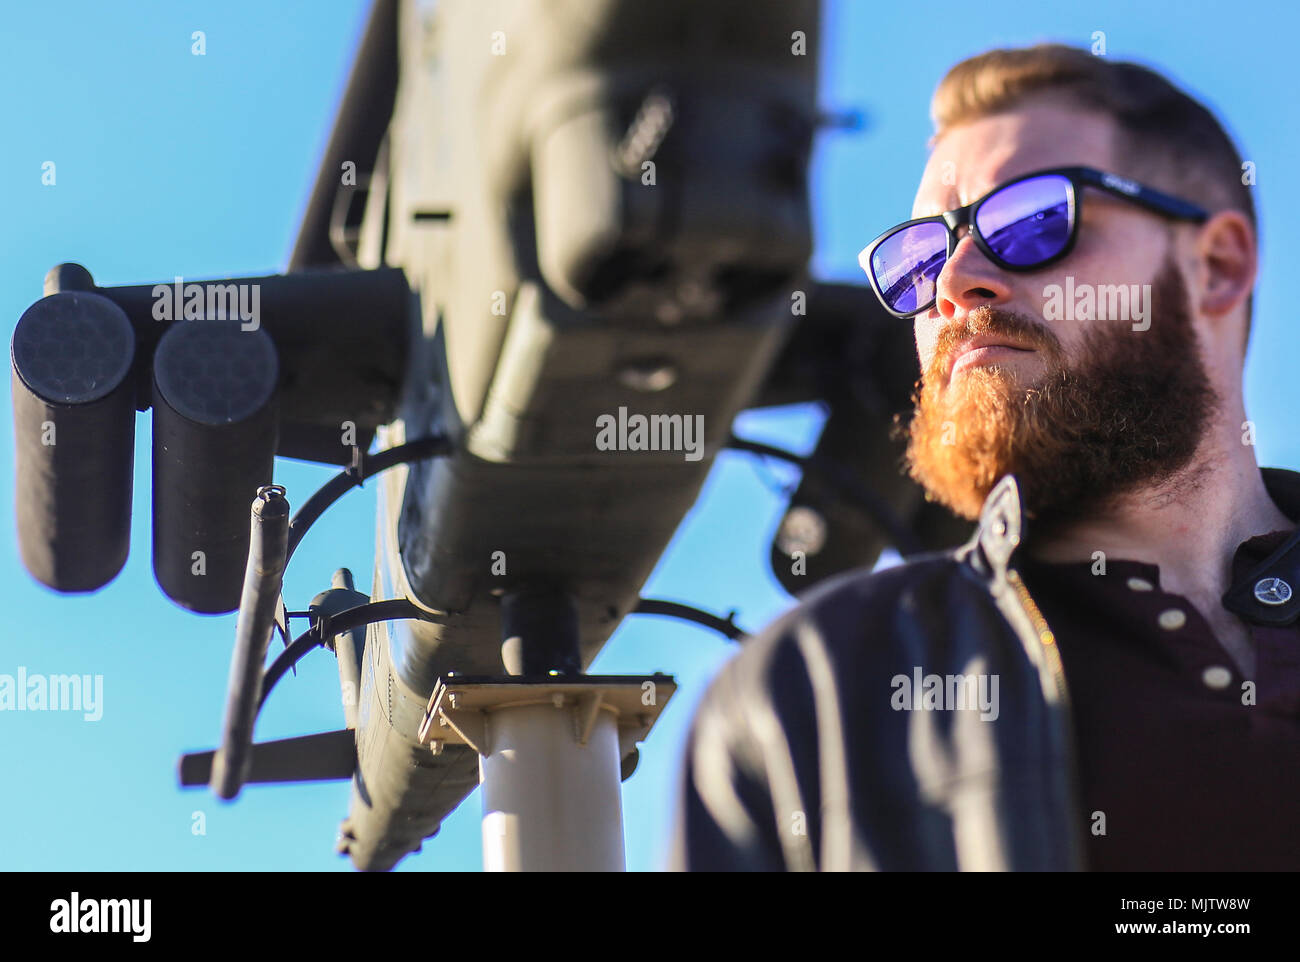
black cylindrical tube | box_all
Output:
[10,291,137,592]
[152,319,279,613]
[499,587,581,676]
[210,484,291,800]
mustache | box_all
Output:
[929,307,1062,376]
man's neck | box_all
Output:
[1022,429,1294,602]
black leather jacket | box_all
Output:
[670,468,1300,870]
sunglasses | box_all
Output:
[859,166,1209,318]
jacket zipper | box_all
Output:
[1005,567,1068,705]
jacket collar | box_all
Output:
[968,467,1300,626]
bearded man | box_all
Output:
[671,43,1300,871]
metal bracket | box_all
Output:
[417,673,675,759]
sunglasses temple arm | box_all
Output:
[1079,171,1209,223]
[1127,187,1208,223]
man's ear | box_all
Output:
[1195,210,1255,319]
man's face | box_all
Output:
[900,97,1221,528]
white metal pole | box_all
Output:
[479,701,625,871]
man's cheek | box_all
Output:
[915,328,938,370]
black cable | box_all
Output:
[633,598,748,641]
[258,599,438,712]
[272,435,453,651]
[259,626,320,711]
[258,435,756,719]
[285,435,453,563]
[725,433,923,556]
[261,595,748,716]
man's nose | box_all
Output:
[933,229,1012,319]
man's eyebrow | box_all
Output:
[916,178,997,218]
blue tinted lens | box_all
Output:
[869,221,948,314]
[975,174,1073,266]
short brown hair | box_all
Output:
[930,44,1256,348]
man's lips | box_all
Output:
[945,335,1035,380]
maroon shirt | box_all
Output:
[1016,530,1300,870]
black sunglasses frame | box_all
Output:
[859,165,1210,319]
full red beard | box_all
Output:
[896,254,1222,530]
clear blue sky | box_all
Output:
[3,0,1298,871]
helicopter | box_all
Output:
[9,0,969,870]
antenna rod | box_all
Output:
[210,485,291,800]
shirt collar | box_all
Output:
[990,467,1300,625]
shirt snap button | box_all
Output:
[1253,577,1292,605]
[1157,608,1186,630]
[1202,665,1232,689]
[1126,576,1154,592]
